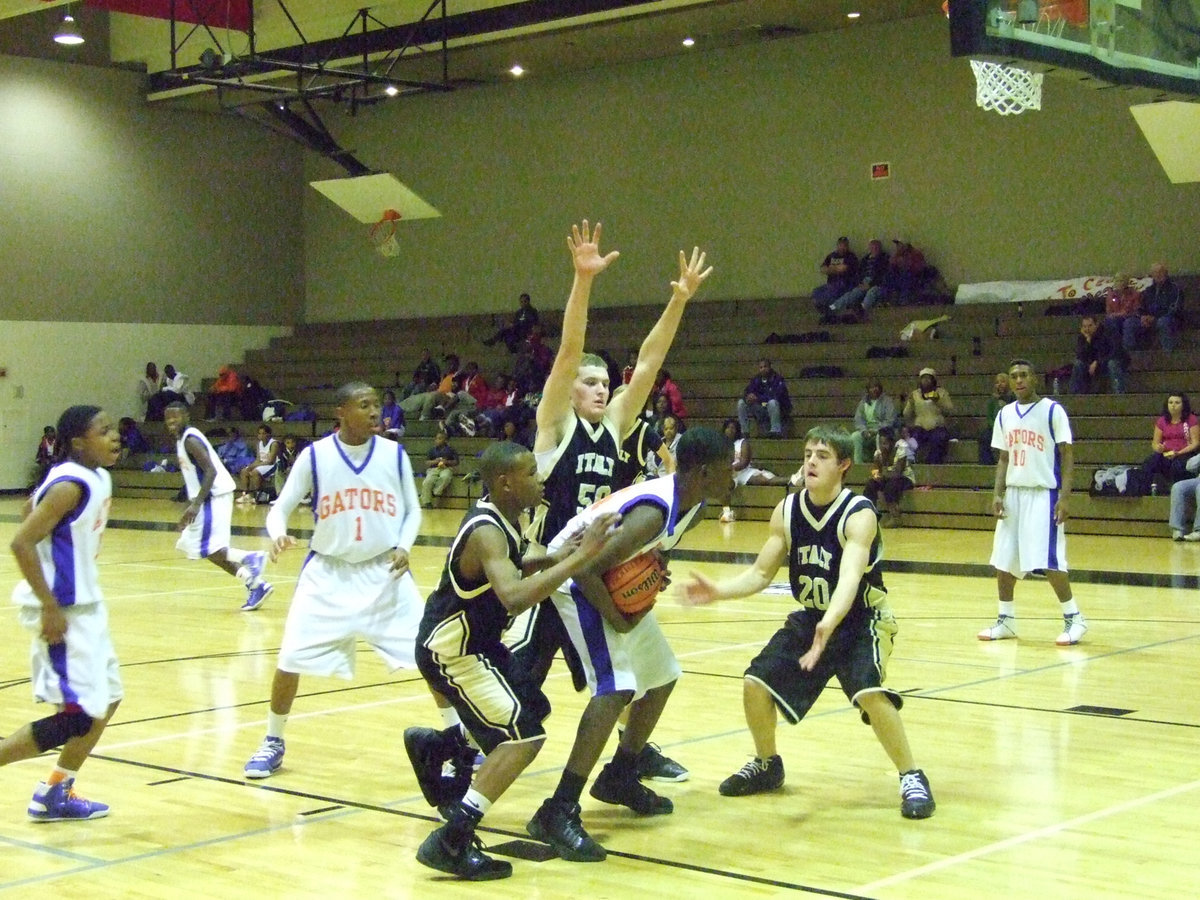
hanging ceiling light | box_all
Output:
[53,6,85,46]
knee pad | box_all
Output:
[30,709,94,752]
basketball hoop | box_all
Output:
[970,59,1043,115]
[369,208,402,257]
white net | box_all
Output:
[970,59,1044,115]
[369,213,401,257]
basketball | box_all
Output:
[602,551,665,615]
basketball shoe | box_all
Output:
[899,769,936,819]
[977,615,1017,641]
[244,737,285,778]
[416,825,512,880]
[28,779,109,821]
[241,582,273,612]
[1055,614,1088,646]
[719,755,784,796]
[589,762,673,814]
[635,743,689,783]
[526,798,606,862]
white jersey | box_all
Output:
[256,438,277,466]
[12,461,112,609]
[267,434,421,563]
[177,426,236,497]
[991,397,1072,489]
[547,474,703,567]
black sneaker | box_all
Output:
[404,726,454,807]
[635,743,689,783]
[416,825,513,880]
[719,756,784,797]
[899,769,936,819]
[526,798,607,862]
[589,762,674,815]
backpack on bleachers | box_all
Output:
[1091,465,1149,497]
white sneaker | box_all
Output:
[719,507,735,523]
[1184,532,1200,542]
[1055,615,1088,646]
[1173,530,1185,541]
[977,615,1017,641]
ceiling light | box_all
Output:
[847,12,861,19]
[53,12,85,46]
[682,37,695,47]
[384,85,399,97]
[509,64,525,77]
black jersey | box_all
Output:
[612,419,664,490]
[528,412,620,544]
[786,488,887,616]
[420,499,526,658]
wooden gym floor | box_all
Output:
[0,495,1197,899]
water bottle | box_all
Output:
[1151,482,1159,496]
[1052,376,1060,394]
[1017,303,1024,318]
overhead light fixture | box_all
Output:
[847,12,861,19]
[509,64,525,77]
[53,7,85,46]
[682,36,695,47]
[384,85,399,97]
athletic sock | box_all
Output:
[438,706,462,730]
[266,711,288,740]
[47,766,76,787]
[610,745,638,778]
[998,601,1016,618]
[226,548,248,566]
[553,770,587,805]
[1060,598,1080,617]
[461,788,492,817]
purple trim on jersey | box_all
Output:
[616,495,670,533]
[1046,486,1061,569]
[44,477,90,608]
[569,583,616,695]
[300,549,317,573]
[309,446,320,520]
[48,641,81,707]
[199,496,214,557]
[334,434,376,475]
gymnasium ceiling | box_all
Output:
[0,1,940,107]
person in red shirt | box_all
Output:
[205,365,242,422]
[1102,272,1143,352]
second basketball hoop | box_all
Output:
[369,208,403,257]
[970,59,1043,115]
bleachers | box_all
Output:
[112,288,1197,536]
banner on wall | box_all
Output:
[955,274,1151,305]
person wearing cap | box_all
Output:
[903,368,954,464]
[811,236,858,316]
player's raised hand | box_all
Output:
[680,570,719,606]
[270,534,298,563]
[568,220,620,278]
[671,247,712,301]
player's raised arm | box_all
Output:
[682,496,786,606]
[535,221,620,450]
[609,247,711,435]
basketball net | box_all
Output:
[369,208,402,257]
[970,59,1043,115]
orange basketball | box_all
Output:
[602,551,665,615]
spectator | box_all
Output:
[500,418,532,449]
[482,292,539,352]
[476,374,519,438]
[737,358,791,439]
[401,354,461,421]
[380,389,406,439]
[654,368,687,419]
[236,425,280,504]
[864,426,916,527]
[721,418,789,523]
[1138,262,1183,351]
[903,367,954,463]
[649,413,683,477]
[443,362,487,435]
[117,417,150,462]
[828,238,889,320]
[850,379,899,464]
[979,371,1016,465]
[811,236,858,315]
[1069,314,1127,395]
[215,427,254,476]
[275,435,302,485]
[1169,475,1200,541]
[621,349,638,385]
[401,348,441,400]
[34,425,56,486]
[205,365,243,422]
[136,362,162,421]
[146,364,194,422]
[420,429,458,508]
[880,240,928,307]
[1140,393,1200,492]
[513,324,553,394]
[1103,272,1143,353]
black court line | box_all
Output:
[147,776,191,786]
[76,753,872,898]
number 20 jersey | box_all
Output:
[786,488,887,616]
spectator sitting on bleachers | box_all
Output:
[1139,392,1199,492]
[205,365,243,422]
[443,362,487,435]
[236,425,279,505]
[146,364,194,422]
[215,427,254,476]
[1138,262,1183,352]
[500,417,533,449]
[513,323,553,394]
[400,348,440,400]
[850,378,899,463]
[137,362,162,421]
[34,425,56,486]
[1103,272,1143,353]
[650,413,683,476]
[401,353,461,421]
[476,374,519,438]
[737,357,790,439]
[812,236,858,316]
[276,434,302,484]
[720,418,790,523]
[903,367,954,464]
[879,240,928,307]
[864,426,916,528]
[653,368,687,419]
[482,292,539,352]
[979,371,1015,465]
[117,417,150,462]
[380,389,406,439]
[420,428,458,508]
[1069,314,1127,395]
[1169,472,1200,541]
[828,239,889,320]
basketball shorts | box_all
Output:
[176,491,234,559]
[746,607,900,725]
[417,631,549,756]
[19,603,123,720]
[551,583,681,700]
[990,485,1068,578]
[277,551,421,678]
[502,601,588,693]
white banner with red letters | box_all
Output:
[955,275,1150,305]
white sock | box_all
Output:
[438,706,462,730]
[461,788,491,817]
[998,601,1016,618]
[1060,599,1080,617]
[266,711,288,740]
[226,548,248,566]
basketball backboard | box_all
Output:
[310,173,441,223]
